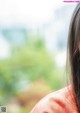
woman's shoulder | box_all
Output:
[30,85,78,113]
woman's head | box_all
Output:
[68,3,80,112]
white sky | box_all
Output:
[0,35,11,59]
[0,0,63,27]
[0,0,66,62]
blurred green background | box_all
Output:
[0,0,76,113]
[0,34,65,113]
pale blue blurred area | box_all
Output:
[0,2,76,66]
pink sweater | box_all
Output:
[30,86,78,113]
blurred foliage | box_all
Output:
[7,79,52,113]
[17,79,52,113]
[0,35,64,111]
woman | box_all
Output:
[30,3,80,113]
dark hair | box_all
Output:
[68,3,80,112]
